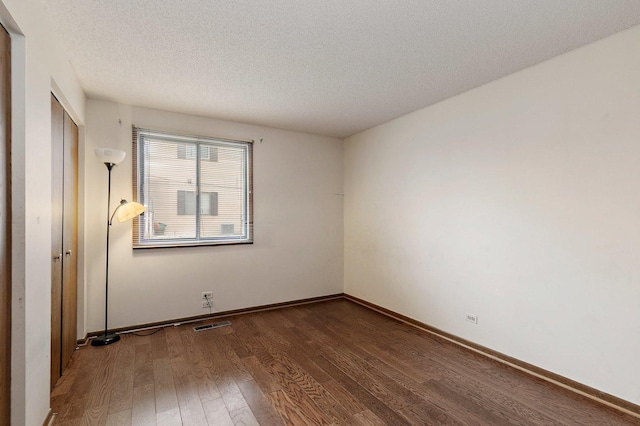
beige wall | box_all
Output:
[344,25,640,405]
[0,0,86,424]
[84,100,344,333]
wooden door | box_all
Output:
[50,94,78,390]
[0,22,10,426]
[61,106,78,371]
[50,95,64,389]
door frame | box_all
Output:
[0,21,11,426]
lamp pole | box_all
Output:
[92,147,145,346]
[92,161,120,346]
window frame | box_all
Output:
[132,127,253,248]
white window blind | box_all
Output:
[132,127,253,247]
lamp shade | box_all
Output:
[95,148,126,165]
[115,201,146,222]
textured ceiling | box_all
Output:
[42,1,640,138]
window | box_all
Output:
[133,127,253,247]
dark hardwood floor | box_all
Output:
[51,299,639,425]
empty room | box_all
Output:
[2,1,640,425]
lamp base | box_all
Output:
[91,333,120,346]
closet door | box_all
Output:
[50,94,78,390]
[0,23,10,426]
[50,95,64,389]
[61,107,78,372]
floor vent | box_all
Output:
[193,321,232,332]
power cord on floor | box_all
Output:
[130,328,162,336]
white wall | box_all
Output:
[344,25,640,405]
[83,101,343,332]
[0,0,86,424]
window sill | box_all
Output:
[133,240,253,249]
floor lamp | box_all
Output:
[92,148,146,346]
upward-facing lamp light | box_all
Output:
[92,148,145,346]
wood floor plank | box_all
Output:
[285,314,422,413]
[241,355,282,393]
[202,397,234,425]
[153,356,179,415]
[108,337,136,414]
[220,375,250,413]
[324,304,554,424]
[222,318,256,359]
[428,375,562,425]
[78,343,119,419]
[359,339,443,384]
[217,335,255,383]
[174,373,208,425]
[237,380,285,426]
[156,407,182,426]
[229,406,260,426]
[105,408,132,426]
[150,327,170,360]
[400,402,468,426]
[51,299,640,426]
[176,325,223,403]
[132,339,154,389]
[312,354,411,426]
[246,318,357,424]
[51,349,81,398]
[382,330,593,425]
[202,327,252,383]
[131,382,155,426]
[326,344,423,410]
[266,389,330,425]
[246,314,291,352]
[322,379,368,415]
[194,331,256,416]
[52,346,100,422]
[352,409,387,426]
[265,313,334,384]
[80,405,109,425]
[258,355,332,424]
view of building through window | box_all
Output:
[133,128,252,247]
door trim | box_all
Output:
[0,21,11,426]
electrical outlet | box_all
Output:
[465,313,478,324]
[201,291,213,309]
